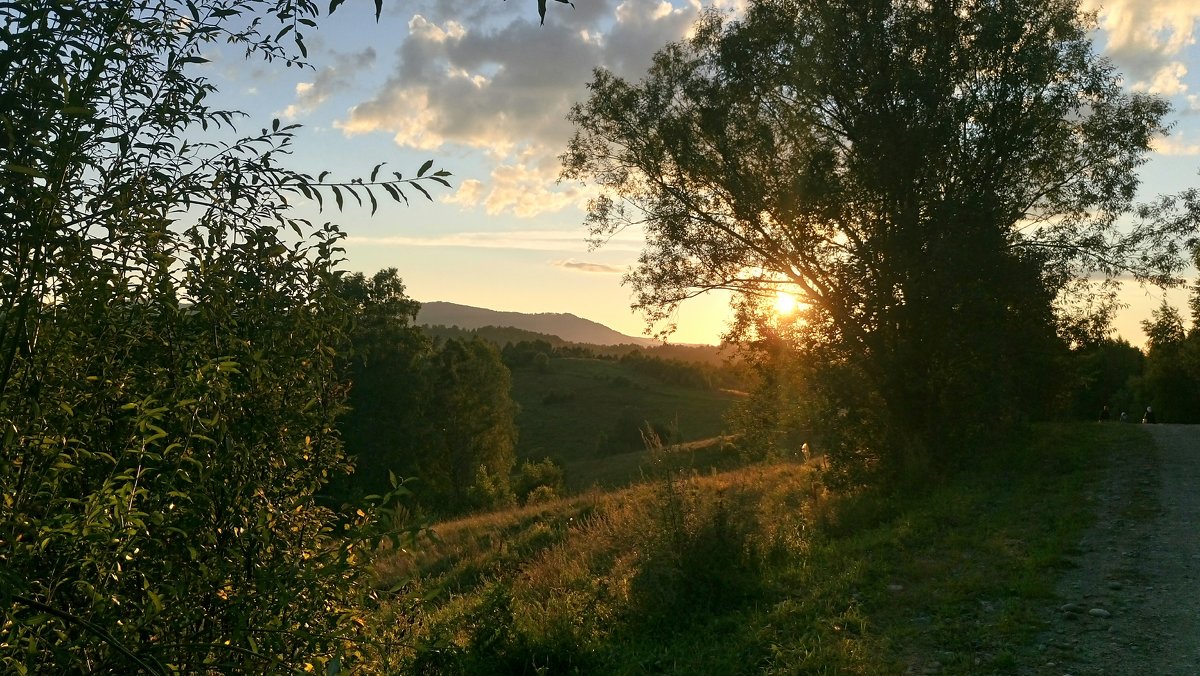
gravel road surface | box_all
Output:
[1031,424,1200,675]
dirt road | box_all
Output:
[1033,424,1200,674]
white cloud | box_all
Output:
[408,15,466,42]
[1134,61,1190,95]
[1086,0,1200,88]
[444,160,592,217]
[444,178,487,209]
[553,258,624,273]
[345,228,643,251]
[336,0,709,216]
[1151,133,1200,155]
[280,47,376,119]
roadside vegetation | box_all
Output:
[367,423,1152,674]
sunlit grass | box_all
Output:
[365,423,1152,674]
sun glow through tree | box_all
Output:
[774,291,799,316]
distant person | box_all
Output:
[1099,405,1111,422]
[1120,411,1128,423]
[1143,406,1157,424]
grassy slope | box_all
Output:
[509,356,741,465]
[369,423,1151,674]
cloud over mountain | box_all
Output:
[293,0,1199,220]
[331,0,718,217]
[554,258,624,273]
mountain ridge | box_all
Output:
[416,301,659,347]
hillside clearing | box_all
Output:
[367,423,1153,673]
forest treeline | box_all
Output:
[423,322,738,366]
[330,268,743,515]
[1071,292,1200,424]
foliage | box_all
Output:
[420,338,519,512]
[332,277,523,515]
[514,457,565,504]
[727,329,810,462]
[500,338,556,369]
[1065,338,1144,422]
[0,1,450,671]
[331,269,432,502]
[1137,300,1200,423]
[1142,299,1187,352]
[562,0,1193,483]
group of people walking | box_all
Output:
[1099,404,1156,424]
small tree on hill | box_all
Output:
[333,268,434,502]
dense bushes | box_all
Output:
[0,2,446,671]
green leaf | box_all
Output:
[5,164,46,178]
[417,159,433,177]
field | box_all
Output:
[509,355,742,465]
[366,423,1152,673]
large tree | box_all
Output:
[563,0,1192,481]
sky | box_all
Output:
[207,0,1200,345]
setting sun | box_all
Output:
[774,291,798,316]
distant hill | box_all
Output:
[417,301,658,347]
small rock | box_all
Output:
[1107,581,1123,590]
[888,584,904,592]
[1059,603,1084,614]
[1088,608,1111,618]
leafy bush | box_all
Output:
[515,457,566,504]
[0,2,447,671]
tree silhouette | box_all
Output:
[563,0,1196,482]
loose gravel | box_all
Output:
[1028,424,1200,675]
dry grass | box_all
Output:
[362,423,1142,674]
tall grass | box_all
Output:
[364,422,1150,674]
